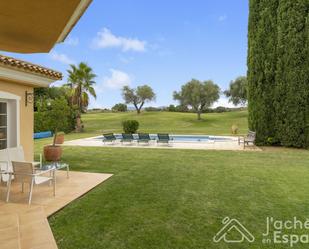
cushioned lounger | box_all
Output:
[121,133,134,143]
[157,133,170,144]
[103,133,117,144]
[137,133,151,144]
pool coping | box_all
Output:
[62,134,262,151]
[90,134,239,143]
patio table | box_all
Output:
[37,162,70,179]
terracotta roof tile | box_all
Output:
[0,54,62,80]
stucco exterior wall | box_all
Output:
[0,80,33,161]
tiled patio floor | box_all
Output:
[0,171,113,249]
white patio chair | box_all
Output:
[6,161,55,205]
[8,146,42,167]
[0,146,42,182]
[0,149,10,183]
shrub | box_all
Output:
[231,124,239,135]
[145,107,162,112]
[35,97,70,146]
[65,105,78,133]
[167,105,176,112]
[266,137,280,146]
[34,111,49,133]
[112,103,127,112]
[165,104,189,113]
[214,106,232,113]
[35,98,73,136]
[122,120,139,134]
[175,105,189,112]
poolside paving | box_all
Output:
[0,171,113,249]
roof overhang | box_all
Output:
[0,54,62,87]
[0,66,56,87]
[0,0,92,53]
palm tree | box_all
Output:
[66,62,97,132]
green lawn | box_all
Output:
[80,110,248,136]
[45,146,309,249]
[34,111,309,248]
[34,111,248,150]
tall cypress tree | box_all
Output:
[247,0,279,144]
[275,0,309,147]
[248,0,309,147]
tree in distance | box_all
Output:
[224,76,247,106]
[112,103,128,112]
[174,79,220,120]
[122,85,156,114]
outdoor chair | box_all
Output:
[157,133,171,145]
[137,133,151,144]
[238,131,256,148]
[102,133,117,144]
[6,161,55,205]
[0,146,42,182]
[121,133,134,144]
[0,149,9,183]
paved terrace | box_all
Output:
[0,171,112,249]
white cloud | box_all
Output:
[49,51,75,65]
[218,15,227,22]
[92,28,146,52]
[103,69,132,89]
[64,36,79,46]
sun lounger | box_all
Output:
[121,133,134,144]
[102,133,117,144]
[137,133,151,144]
[157,133,171,145]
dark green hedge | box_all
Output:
[248,0,309,147]
[34,112,49,133]
[34,108,76,134]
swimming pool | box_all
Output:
[97,134,235,143]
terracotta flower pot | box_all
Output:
[44,145,62,162]
[55,133,65,144]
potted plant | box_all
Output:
[42,97,70,161]
[55,132,65,144]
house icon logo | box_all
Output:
[213,217,255,243]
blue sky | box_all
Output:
[1,0,249,109]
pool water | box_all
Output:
[98,134,233,142]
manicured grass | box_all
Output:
[34,111,248,149]
[35,111,308,248]
[45,145,309,249]
[81,111,248,136]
